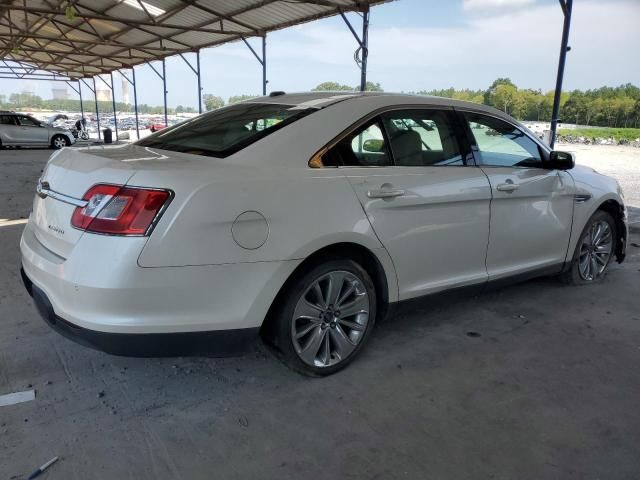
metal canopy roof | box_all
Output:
[0,0,388,80]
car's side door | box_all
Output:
[0,114,22,145]
[460,111,575,280]
[320,108,492,300]
[15,115,49,144]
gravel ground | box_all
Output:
[560,143,640,227]
[1,148,639,480]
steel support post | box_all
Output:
[78,81,84,119]
[110,72,119,142]
[340,7,370,92]
[262,36,267,96]
[97,74,118,142]
[80,78,99,140]
[242,36,267,96]
[132,67,139,139]
[360,8,369,92]
[120,69,140,139]
[162,58,168,127]
[196,51,203,114]
[66,80,84,119]
[179,52,203,114]
[550,0,573,149]
[148,60,168,127]
[93,77,100,140]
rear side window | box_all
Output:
[381,110,464,166]
[0,115,16,125]
[137,103,316,158]
[322,120,392,167]
[17,115,39,127]
[465,113,542,168]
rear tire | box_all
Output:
[561,210,617,285]
[51,135,70,149]
[271,259,377,376]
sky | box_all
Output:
[1,0,638,108]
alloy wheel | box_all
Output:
[53,137,67,149]
[578,220,613,281]
[291,270,370,368]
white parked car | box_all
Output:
[20,92,628,375]
[0,111,76,149]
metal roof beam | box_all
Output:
[177,1,262,34]
[4,45,150,62]
[0,28,187,56]
[0,75,73,81]
[3,4,251,35]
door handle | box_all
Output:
[367,188,405,199]
[496,183,519,193]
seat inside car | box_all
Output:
[390,129,423,166]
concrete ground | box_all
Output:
[1,147,640,480]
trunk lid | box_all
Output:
[31,146,152,258]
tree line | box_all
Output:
[417,79,640,128]
[2,79,639,128]
[205,79,640,128]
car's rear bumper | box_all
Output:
[21,267,259,357]
[20,221,300,335]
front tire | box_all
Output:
[562,210,617,285]
[51,135,70,149]
[272,259,377,376]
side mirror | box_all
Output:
[548,150,575,170]
[362,138,384,153]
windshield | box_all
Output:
[137,103,316,157]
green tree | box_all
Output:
[203,94,224,111]
[484,78,516,106]
[228,94,258,104]
[493,84,518,114]
[362,81,383,92]
[632,100,640,128]
[312,81,354,91]
[616,96,635,127]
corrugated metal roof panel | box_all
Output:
[0,0,392,78]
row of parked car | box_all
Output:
[0,110,184,148]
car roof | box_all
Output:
[246,91,507,118]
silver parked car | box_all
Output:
[20,92,627,376]
[0,111,76,149]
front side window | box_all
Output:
[321,120,392,167]
[17,116,40,127]
[137,103,316,158]
[465,113,542,168]
[381,110,463,166]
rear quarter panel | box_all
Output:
[136,167,384,267]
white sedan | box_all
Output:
[20,92,628,376]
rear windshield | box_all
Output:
[137,103,315,158]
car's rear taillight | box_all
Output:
[71,184,171,235]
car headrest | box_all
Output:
[391,130,422,166]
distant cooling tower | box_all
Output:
[121,74,130,105]
[96,80,112,102]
